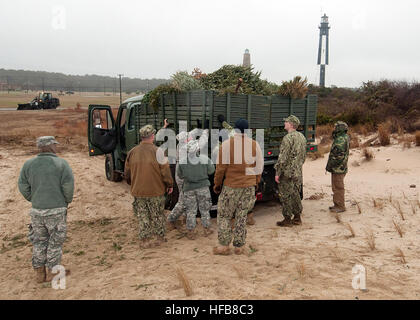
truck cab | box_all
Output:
[88,95,145,182]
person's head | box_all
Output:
[333,121,348,134]
[36,136,59,153]
[283,115,300,132]
[234,118,249,134]
[139,124,156,142]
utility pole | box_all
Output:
[6,76,10,94]
[42,78,45,92]
[118,74,123,105]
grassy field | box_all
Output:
[0,91,139,109]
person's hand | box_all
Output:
[167,187,173,195]
[213,185,222,194]
[275,175,280,184]
[163,119,169,128]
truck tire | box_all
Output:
[105,154,122,182]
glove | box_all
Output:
[217,114,225,124]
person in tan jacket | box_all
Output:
[124,124,173,249]
[213,119,263,255]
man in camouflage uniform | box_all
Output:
[18,136,74,283]
[167,128,209,228]
[124,125,174,249]
[176,140,215,239]
[213,119,263,255]
[326,121,350,213]
[275,115,307,227]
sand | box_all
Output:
[1,114,420,299]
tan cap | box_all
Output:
[283,115,300,127]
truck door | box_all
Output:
[88,105,116,156]
[125,103,140,152]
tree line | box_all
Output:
[0,68,169,93]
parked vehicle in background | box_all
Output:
[17,92,60,110]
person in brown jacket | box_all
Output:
[124,124,173,249]
[213,119,263,255]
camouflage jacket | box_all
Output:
[274,130,307,182]
[326,129,350,174]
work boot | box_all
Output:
[234,247,244,255]
[276,216,293,227]
[203,227,214,236]
[166,221,177,231]
[292,213,302,226]
[34,267,46,283]
[45,267,71,282]
[213,246,231,255]
[292,214,302,225]
[246,212,256,225]
[330,207,346,213]
[153,236,167,247]
[186,230,197,240]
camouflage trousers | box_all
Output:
[167,181,186,223]
[28,208,67,269]
[217,186,255,248]
[278,178,302,218]
[133,195,166,240]
[183,187,212,230]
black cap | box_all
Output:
[234,118,249,133]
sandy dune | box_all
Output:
[1,137,419,299]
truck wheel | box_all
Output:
[105,154,122,182]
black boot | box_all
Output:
[276,216,293,227]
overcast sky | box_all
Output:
[0,0,419,87]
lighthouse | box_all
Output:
[243,49,251,67]
[317,14,330,87]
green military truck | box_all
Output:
[87,90,317,210]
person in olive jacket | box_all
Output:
[326,121,350,213]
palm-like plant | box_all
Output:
[278,76,308,99]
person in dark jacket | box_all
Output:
[326,121,350,213]
[18,136,74,283]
